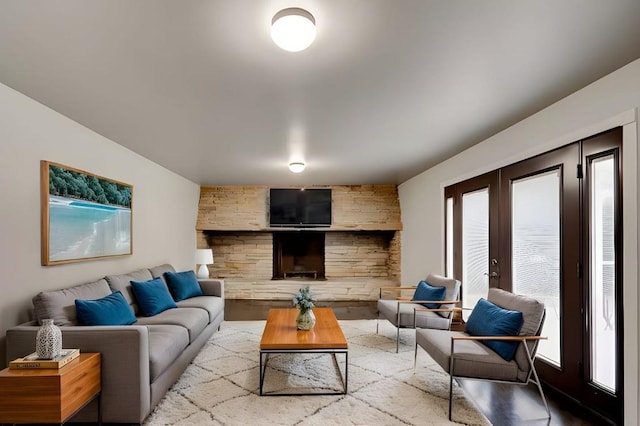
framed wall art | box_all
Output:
[41,161,133,265]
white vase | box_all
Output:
[296,309,316,330]
[36,319,62,359]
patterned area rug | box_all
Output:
[144,320,491,425]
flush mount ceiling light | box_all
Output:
[288,162,306,173]
[271,8,316,52]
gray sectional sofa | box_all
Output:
[5,264,224,424]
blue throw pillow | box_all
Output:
[75,291,137,326]
[164,270,203,302]
[465,298,524,361]
[130,278,177,316]
[412,280,447,309]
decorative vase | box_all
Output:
[36,319,62,359]
[296,309,316,330]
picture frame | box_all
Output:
[41,161,133,265]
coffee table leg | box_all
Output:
[259,352,270,396]
[331,352,348,394]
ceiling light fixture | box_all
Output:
[288,162,306,173]
[271,8,316,52]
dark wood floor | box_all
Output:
[226,299,604,426]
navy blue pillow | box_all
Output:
[75,291,137,326]
[412,280,447,309]
[130,278,177,316]
[465,298,524,361]
[164,270,203,302]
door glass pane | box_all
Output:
[462,189,489,319]
[446,197,454,278]
[512,170,560,366]
[590,155,616,392]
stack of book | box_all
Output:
[9,348,80,369]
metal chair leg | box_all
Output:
[448,338,455,421]
[524,343,551,418]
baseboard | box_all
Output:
[543,383,617,425]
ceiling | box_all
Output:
[1,1,640,186]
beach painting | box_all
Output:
[41,161,132,265]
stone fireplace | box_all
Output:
[272,232,325,280]
[196,185,402,301]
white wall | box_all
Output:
[0,83,201,367]
[398,58,640,424]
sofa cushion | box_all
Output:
[465,298,524,361]
[135,307,209,343]
[131,278,177,317]
[149,264,176,284]
[164,270,203,301]
[105,268,153,315]
[412,280,446,309]
[146,324,190,382]
[32,279,112,326]
[176,296,224,322]
[75,291,137,326]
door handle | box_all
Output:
[483,271,500,279]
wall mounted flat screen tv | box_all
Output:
[269,188,332,227]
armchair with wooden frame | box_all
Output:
[414,288,550,422]
[376,274,461,353]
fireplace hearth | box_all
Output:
[273,232,325,280]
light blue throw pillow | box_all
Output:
[75,291,137,326]
[130,277,177,316]
[465,298,524,361]
[412,280,447,309]
[164,270,203,302]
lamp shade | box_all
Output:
[195,249,213,265]
[271,8,316,52]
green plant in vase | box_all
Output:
[293,286,316,330]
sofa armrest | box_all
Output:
[7,323,151,424]
[199,278,224,298]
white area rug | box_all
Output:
[144,320,491,425]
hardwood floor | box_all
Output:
[226,299,603,426]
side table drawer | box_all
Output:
[0,352,101,424]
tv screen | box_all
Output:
[269,188,331,227]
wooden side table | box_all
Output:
[0,352,101,425]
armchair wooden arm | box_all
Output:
[452,335,547,342]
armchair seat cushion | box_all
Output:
[377,299,450,329]
[416,328,520,382]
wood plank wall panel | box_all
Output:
[196,185,401,231]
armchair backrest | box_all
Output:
[425,273,461,320]
[488,288,545,382]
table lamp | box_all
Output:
[195,248,214,279]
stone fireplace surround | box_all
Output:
[196,185,402,302]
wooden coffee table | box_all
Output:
[259,307,348,395]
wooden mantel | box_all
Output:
[196,185,402,232]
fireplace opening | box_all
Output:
[273,232,325,280]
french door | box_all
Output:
[445,128,623,423]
